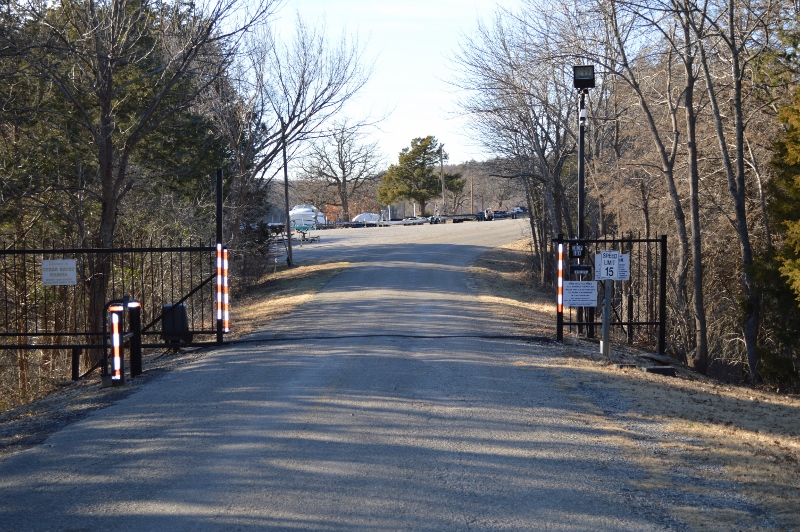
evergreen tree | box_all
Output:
[771,89,800,300]
[378,136,462,216]
[752,88,800,385]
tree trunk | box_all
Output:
[340,179,350,222]
[87,93,119,364]
[681,16,708,374]
[607,5,690,315]
[696,9,760,382]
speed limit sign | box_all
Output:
[595,250,619,280]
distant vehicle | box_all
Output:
[479,210,493,221]
[352,212,381,223]
[511,206,528,219]
[493,210,509,219]
[289,205,326,228]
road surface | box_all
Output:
[0,220,675,530]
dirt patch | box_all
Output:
[470,238,800,530]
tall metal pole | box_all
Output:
[281,120,293,267]
[215,168,225,342]
[556,234,564,342]
[576,91,586,335]
[578,90,586,240]
[578,89,596,337]
[216,168,223,246]
[440,143,446,216]
[658,234,668,354]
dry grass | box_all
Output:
[470,238,800,530]
[231,261,349,338]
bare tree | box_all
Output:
[298,119,383,222]
[453,7,578,282]
[688,0,785,382]
[603,0,710,372]
[590,0,691,315]
[200,15,371,262]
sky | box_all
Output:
[275,0,518,165]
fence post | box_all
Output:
[556,234,564,342]
[128,300,142,377]
[627,293,634,344]
[216,244,224,343]
[658,235,667,355]
[587,237,595,338]
[72,348,81,381]
[102,303,111,387]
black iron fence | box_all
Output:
[554,233,667,353]
[0,238,223,349]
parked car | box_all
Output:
[493,210,509,219]
[352,212,380,223]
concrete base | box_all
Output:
[641,366,676,377]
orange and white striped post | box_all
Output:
[216,244,223,343]
[109,303,124,385]
[216,244,230,341]
[556,235,564,342]
[222,247,230,333]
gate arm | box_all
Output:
[141,273,215,333]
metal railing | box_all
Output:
[0,238,222,350]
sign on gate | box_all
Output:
[552,234,667,355]
[563,281,598,307]
[42,259,77,286]
[594,251,630,281]
[616,253,630,281]
[595,251,619,280]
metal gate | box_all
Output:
[0,239,227,351]
[554,234,667,353]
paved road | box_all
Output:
[0,220,673,530]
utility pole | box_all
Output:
[470,171,474,215]
[280,119,293,267]
[439,143,446,216]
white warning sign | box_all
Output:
[563,281,598,307]
[42,259,77,286]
